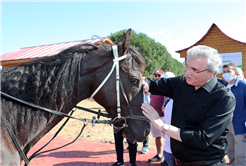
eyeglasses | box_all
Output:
[154,74,161,77]
[183,62,208,74]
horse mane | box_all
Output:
[122,47,146,74]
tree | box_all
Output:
[108,29,184,77]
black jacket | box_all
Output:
[145,75,235,162]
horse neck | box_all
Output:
[38,64,82,112]
[1,56,90,151]
[1,55,89,123]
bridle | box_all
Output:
[90,45,149,130]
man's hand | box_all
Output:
[142,77,150,95]
[141,103,164,131]
[142,103,182,142]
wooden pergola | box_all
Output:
[176,23,246,78]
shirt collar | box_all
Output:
[201,76,217,93]
[234,77,239,87]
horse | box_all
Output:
[0,29,150,166]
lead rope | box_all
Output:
[24,109,80,166]
[2,117,30,165]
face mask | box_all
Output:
[222,73,234,82]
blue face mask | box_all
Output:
[237,76,242,80]
[222,73,234,82]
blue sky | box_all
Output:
[1,0,246,62]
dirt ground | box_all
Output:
[48,99,157,150]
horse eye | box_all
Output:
[130,78,138,84]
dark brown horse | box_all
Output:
[0,29,150,166]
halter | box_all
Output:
[90,45,149,130]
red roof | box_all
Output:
[0,37,112,61]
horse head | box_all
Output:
[89,29,150,142]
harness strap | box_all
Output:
[123,115,149,121]
[30,123,86,158]
[89,52,128,99]
[90,62,116,98]
[2,117,30,165]
[75,105,110,118]
[25,109,76,165]
[119,77,149,122]
[1,91,133,124]
[24,109,88,166]
[1,91,114,124]
[113,45,121,118]
[119,80,134,115]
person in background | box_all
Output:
[236,67,246,81]
[112,126,137,166]
[162,72,176,166]
[147,69,166,164]
[142,45,235,166]
[222,63,246,166]
[163,99,175,166]
[140,93,150,154]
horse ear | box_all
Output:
[119,28,132,55]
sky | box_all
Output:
[1,0,246,63]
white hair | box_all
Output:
[187,45,222,74]
[237,67,243,74]
[236,67,245,80]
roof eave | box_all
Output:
[175,23,246,53]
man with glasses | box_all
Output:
[141,45,235,166]
[153,70,164,79]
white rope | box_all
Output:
[113,54,128,62]
[113,46,121,118]
[90,63,116,98]
[90,46,128,102]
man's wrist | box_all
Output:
[162,123,170,134]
